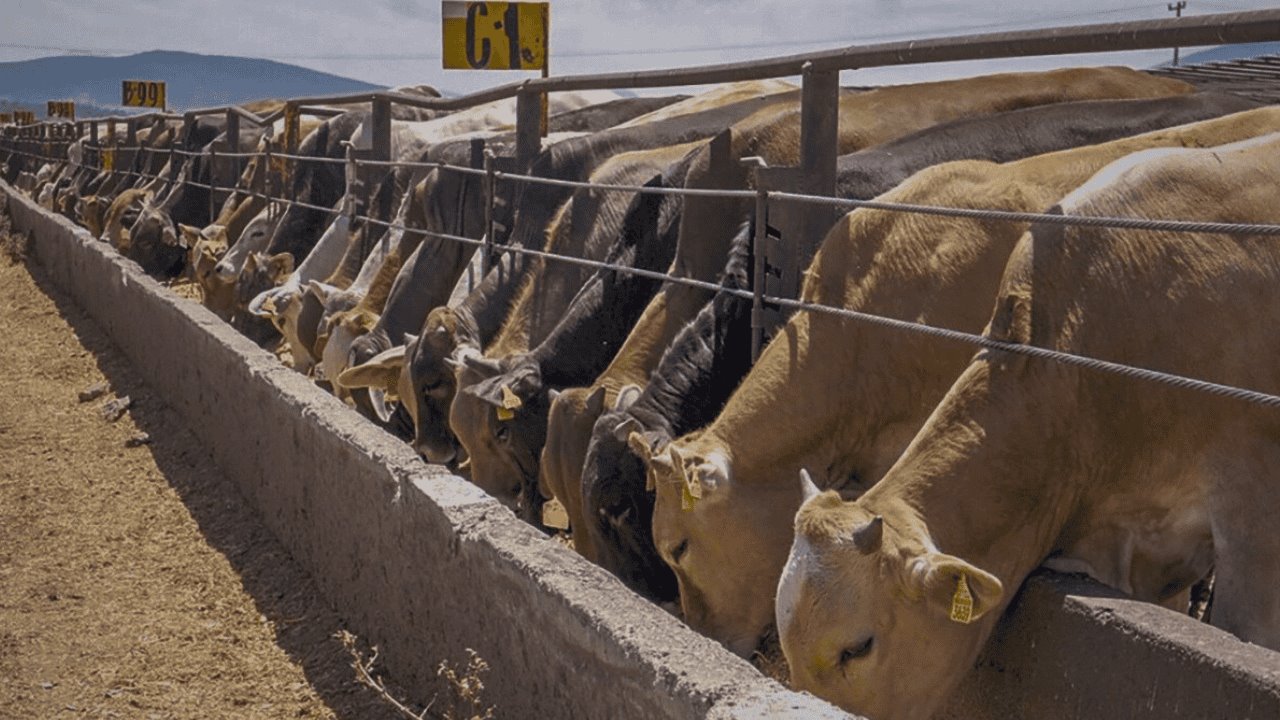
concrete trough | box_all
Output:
[5,180,1278,719]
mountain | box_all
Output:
[1159,41,1280,67]
[0,50,384,114]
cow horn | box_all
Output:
[852,516,884,554]
[799,469,821,503]
[462,353,502,375]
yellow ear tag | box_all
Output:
[496,406,515,422]
[542,497,570,530]
[681,482,698,511]
[950,573,974,625]
[500,385,523,410]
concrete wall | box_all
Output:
[7,182,1279,719]
[1,183,847,720]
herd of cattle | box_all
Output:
[4,65,1279,718]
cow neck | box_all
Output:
[862,356,1080,598]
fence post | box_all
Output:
[742,156,771,362]
[483,148,496,274]
[516,87,541,172]
[371,96,392,222]
[345,143,359,225]
[208,143,218,223]
[793,61,840,297]
[225,108,240,188]
[263,141,275,221]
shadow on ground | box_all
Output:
[24,257,430,719]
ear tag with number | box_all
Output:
[681,482,698,511]
[496,406,514,422]
[542,497,570,530]
[950,572,974,624]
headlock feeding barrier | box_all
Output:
[4,9,1280,719]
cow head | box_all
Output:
[126,204,185,277]
[450,351,550,517]
[632,433,795,658]
[537,385,610,556]
[79,196,104,229]
[777,476,1003,720]
[404,306,471,465]
[181,224,227,292]
[102,189,151,252]
[337,339,412,407]
[578,396,679,603]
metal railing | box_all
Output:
[6,118,1280,412]
[4,9,1280,410]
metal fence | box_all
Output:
[4,8,1280,411]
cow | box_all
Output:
[573,90,1263,603]
[454,67,1188,530]
[777,130,1280,720]
[532,67,1192,566]
[406,83,806,467]
[630,106,1280,659]
[328,97,696,398]
[446,142,698,515]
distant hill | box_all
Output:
[0,50,384,115]
[1158,41,1280,67]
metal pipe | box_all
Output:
[742,156,770,362]
[483,148,496,274]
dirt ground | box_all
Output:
[0,229,408,718]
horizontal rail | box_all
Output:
[6,9,1280,129]
[10,139,1280,413]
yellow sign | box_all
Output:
[102,148,115,171]
[122,80,167,109]
[442,1,548,70]
[47,100,75,120]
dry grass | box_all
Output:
[0,214,403,718]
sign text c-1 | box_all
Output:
[442,1,548,71]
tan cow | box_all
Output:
[777,130,1280,720]
[100,188,153,253]
[632,106,1280,658]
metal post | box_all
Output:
[345,143,359,225]
[483,148,496,274]
[263,143,275,221]
[516,88,541,171]
[225,108,240,186]
[370,96,393,222]
[208,143,218,223]
[1168,2,1187,66]
[742,156,770,362]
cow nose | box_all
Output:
[419,443,456,465]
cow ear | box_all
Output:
[178,224,201,243]
[307,280,335,304]
[613,384,642,411]
[336,345,406,390]
[402,333,419,348]
[266,252,294,282]
[584,386,607,416]
[627,431,656,465]
[910,553,1004,626]
[612,417,641,443]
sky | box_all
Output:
[2,0,1274,95]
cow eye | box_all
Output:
[669,539,688,564]
[838,637,874,667]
